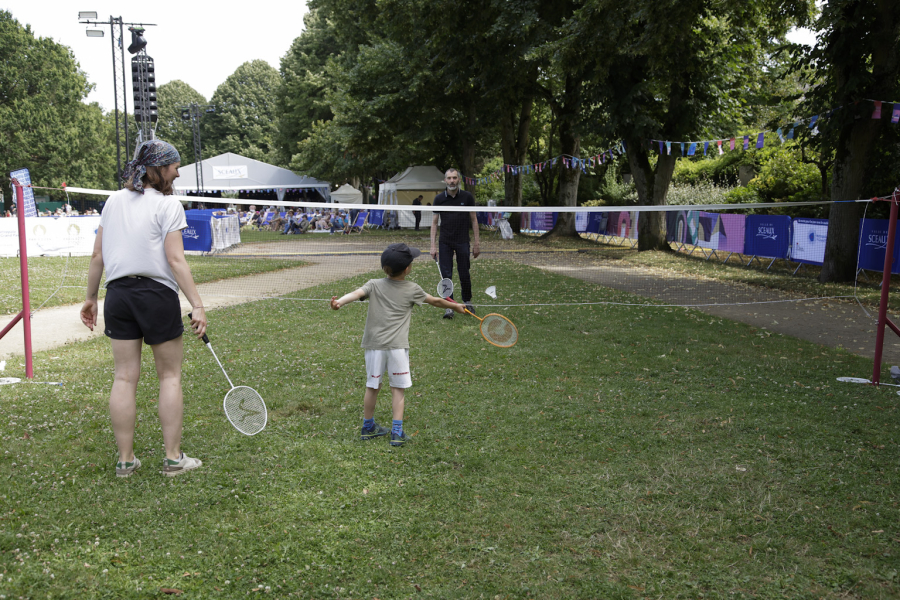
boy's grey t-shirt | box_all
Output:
[360,278,428,350]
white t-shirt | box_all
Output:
[100,187,187,292]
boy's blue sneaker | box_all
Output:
[390,431,409,447]
[361,423,389,440]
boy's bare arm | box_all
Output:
[331,288,366,310]
[424,294,466,313]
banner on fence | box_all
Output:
[857,219,900,273]
[606,211,638,239]
[0,216,100,257]
[743,215,792,259]
[791,218,828,265]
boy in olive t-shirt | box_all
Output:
[331,243,465,446]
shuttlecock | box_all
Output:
[485,286,497,299]
[891,365,900,382]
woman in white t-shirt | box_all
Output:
[80,140,207,479]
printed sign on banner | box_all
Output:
[857,219,900,274]
[0,216,101,257]
[607,212,637,239]
[665,210,700,244]
[791,218,828,265]
[9,168,38,217]
[212,165,248,180]
[585,212,607,234]
[575,211,588,233]
[743,215,791,259]
[182,215,212,252]
[529,212,557,232]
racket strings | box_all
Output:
[224,386,267,435]
[481,314,518,347]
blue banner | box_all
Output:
[743,215,791,259]
[585,212,606,234]
[529,212,557,231]
[858,219,900,273]
[182,215,212,252]
[9,168,38,217]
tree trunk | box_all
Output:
[542,75,581,239]
[461,101,477,193]
[819,119,879,282]
[500,94,533,208]
[626,135,675,252]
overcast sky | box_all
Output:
[5,1,817,114]
[3,1,310,111]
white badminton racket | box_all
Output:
[434,256,454,298]
[190,315,267,435]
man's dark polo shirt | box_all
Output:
[433,189,475,243]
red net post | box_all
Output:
[873,187,900,384]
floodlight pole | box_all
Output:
[78,14,156,184]
[179,103,215,196]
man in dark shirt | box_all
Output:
[412,195,423,230]
[430,168,481,319]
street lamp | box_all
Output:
[77,12,156,187]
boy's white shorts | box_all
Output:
[364,349,412,389]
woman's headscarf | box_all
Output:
[121,140,181,193]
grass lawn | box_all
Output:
[0,261,897,599]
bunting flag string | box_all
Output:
[459,99,898,186]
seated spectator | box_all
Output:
[315,213,331,230]
[250,210,263,228]
[270,212,286,232]
[281,210,295,234]
[331,212,346,233]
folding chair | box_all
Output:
[345,211,368,234]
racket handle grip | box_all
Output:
[188,312,210,344]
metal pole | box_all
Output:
[14,182,33,379]
[110,18,122,186]
[872,192,899,384]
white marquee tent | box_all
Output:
[378,165,446,228]
[330,183,364,204]
[175,152,330,202]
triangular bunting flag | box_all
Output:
[809,115,818,128]
[730,137,735,151]
[756,133,764,149]
[703,141,709,155]
[743,136,749,150]
[717,140,723,155]
[687,143,696,156]
[893,104,900,124]
[873,101,883,119]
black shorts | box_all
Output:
[104,276,184,345]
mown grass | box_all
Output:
[0,262,897,599]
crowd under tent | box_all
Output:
[330,183,364,204]
[175,152,331,204]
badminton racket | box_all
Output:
[448,300,518,348]
[189,314,267,435]
[434,256,454,299]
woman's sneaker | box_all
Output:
[115,457,141,478]
[162,453,203,477]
